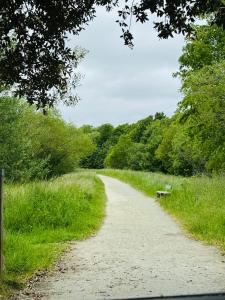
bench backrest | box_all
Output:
[165,184,172,190]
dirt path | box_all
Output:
[18,175,225,299]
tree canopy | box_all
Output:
[1,0,225,109]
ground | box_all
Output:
[17,175,225,300]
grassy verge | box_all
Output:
[1,171,106,298]
[99,169,225,252]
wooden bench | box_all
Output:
[156,184,172,198]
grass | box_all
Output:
[99,169,225,252]
[1,171,106,298]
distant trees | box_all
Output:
[104,136,133,169]
[80,123,130,169]
[104,136,148,171]
[81,23,225,176]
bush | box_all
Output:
[0,97,94,182]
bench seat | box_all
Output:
[156,191,171,198]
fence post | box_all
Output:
[0,169,4,278]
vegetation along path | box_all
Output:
[19,175,225,299]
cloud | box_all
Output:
[59,7,184,126]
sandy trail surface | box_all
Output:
[18,175,225,300]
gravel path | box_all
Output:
[18,175,225,299]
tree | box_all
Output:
[104,135,133,169]
[0,97,48,181]
[156,119,176,173]
[179,60,225,173]
[129,116,153,143]
[137,113,167,172]
[157,23,225,175]
[126,143,148,171]
[80,124,114,169]
[1,1,225,108]
[176,24,225,81]
[80,123,132,169]
[28,112,95,176]
[118,0,225,44]
[0,96,94,181]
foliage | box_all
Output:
[176,24,225,80]
[0,97,48,182]
[100,113,168,172]
[170,23,225,174]
[0,97,94,182]
[126,143,149,171]
[80,123,130,169]
[179,61,225,173]
[99,169,225,253]
[118,0,225,46]
[104,135,133,169]
[141,114,168,172]
[2,171,106,295]
[1,1,225,107]
[129,116,153,143]
[29,113,94,177]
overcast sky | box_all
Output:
[59,7,185,127]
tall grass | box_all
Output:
[2,171,106,296]
[99,169,225,252]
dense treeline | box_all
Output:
[1,23,224,180]
[0,97,94,182]
[80,24,225,176]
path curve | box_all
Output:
[19,175,225,299]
